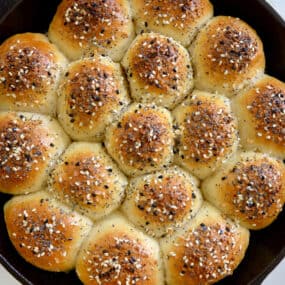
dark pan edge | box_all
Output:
[248,247,285,285]
[239,1,285,283]
[257,0,285,29]
[0,0,23,23]
[1,254,33,285]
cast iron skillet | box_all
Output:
[0,0,285,284]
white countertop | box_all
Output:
[1,0,285,284]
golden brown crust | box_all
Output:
[173,90,238,179]
[0,112,70,195]
[57,56,130,141]
[127,34,188,92]
[190,16,265,96]
[129,172,194,225]
[166,224,244,284]
[78,233,156,284]
[0,33,67,115]
[48,142,127,221]
[122,166,202,237]
[176,96,235,161]
[76,214,163,285]
[105,103,174,176]
[223,159,284,228]
[1,1,283,282]
[232,75,285,158]
[4,191,92,272]
[51,151,114,209]
[49,0,134,61]
[202,152,285,229]
[132,0,213,46]
[208,27,257,73]
[221,154,284,229]
[122,33,193,109]
[117,110,169,162]
[60,0,127,46]
[0,114,49,191]
[161,203,250,285]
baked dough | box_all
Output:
[131,0,213,46]
[122,32,193,109]
[0,112,69,195]
[4,191,92,272]
[1,0,284,283]
[49,0,135,61]
[48,142,127,221]
[232,75,285,159]
[57,55,130,141]
[202,152,285,229]
[76,213,164,285]
[0,33,67,116]
[122,166,202,237]
[173,90,238,179]
[161,202,249,285]
[105,103,174,176]
[190,16,265,97]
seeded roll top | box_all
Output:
[190,16,265,97]
[122,166,202,238]
[76,213,164,285]
[0,112,69,195]
[202,152,285,229]
[131,0,213,46]
[48,0,135,61]
[122,33,193,109]
[48,142,128,221]
[57,55,130,141]
[0,33,67,116]
[105,103,174,176]
[161,202,249,285]
[4,191,92,272]
[232,75,285,159]
[173,90,238,179]
[1,0,284,284]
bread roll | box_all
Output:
[48,0,134,61]
[232,75,285,159]
[122,33,193,109]
[1,0,284,283]
[160,202,249,285]
[57,55,130,141]
[48,142,128,221]
[105,103,174,176]
[76,213,163,285]
[4,191,92,272]
[190,16,265,97]
[202,152,285,230]
[131,0,213,47]
[172,90,238,179]
[122,166,203,238]
[0,112,70,195]
[0,33,67,116]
